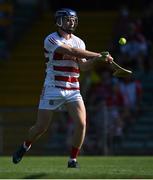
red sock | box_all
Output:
[24,140,32,148]
[70,146,80,159]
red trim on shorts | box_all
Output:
[53,66,80,73]
[55,85,80,90]
[55,76,79,82]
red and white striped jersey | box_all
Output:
[43,32,86,90]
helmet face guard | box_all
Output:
[55,8,78,34]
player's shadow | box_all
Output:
[23,173,47,179]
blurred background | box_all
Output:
[0,0,153,156]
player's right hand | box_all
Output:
[97,51,113,63]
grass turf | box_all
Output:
[0,156,153,179]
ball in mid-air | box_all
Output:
[119,37,127,45]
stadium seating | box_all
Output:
[115,71,153,155]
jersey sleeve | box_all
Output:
[44,35,62,58]
[79,39,86,50]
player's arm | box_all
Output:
[55,43,101,59]
[77,58,96,71]
[78,53,113,71]
[45,36,112,64]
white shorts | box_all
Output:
[38,85,83,110]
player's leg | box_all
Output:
[66,100,86,168]
[27,109,53,142]
[12,109,53,164]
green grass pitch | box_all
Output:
[1,156,153,179]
